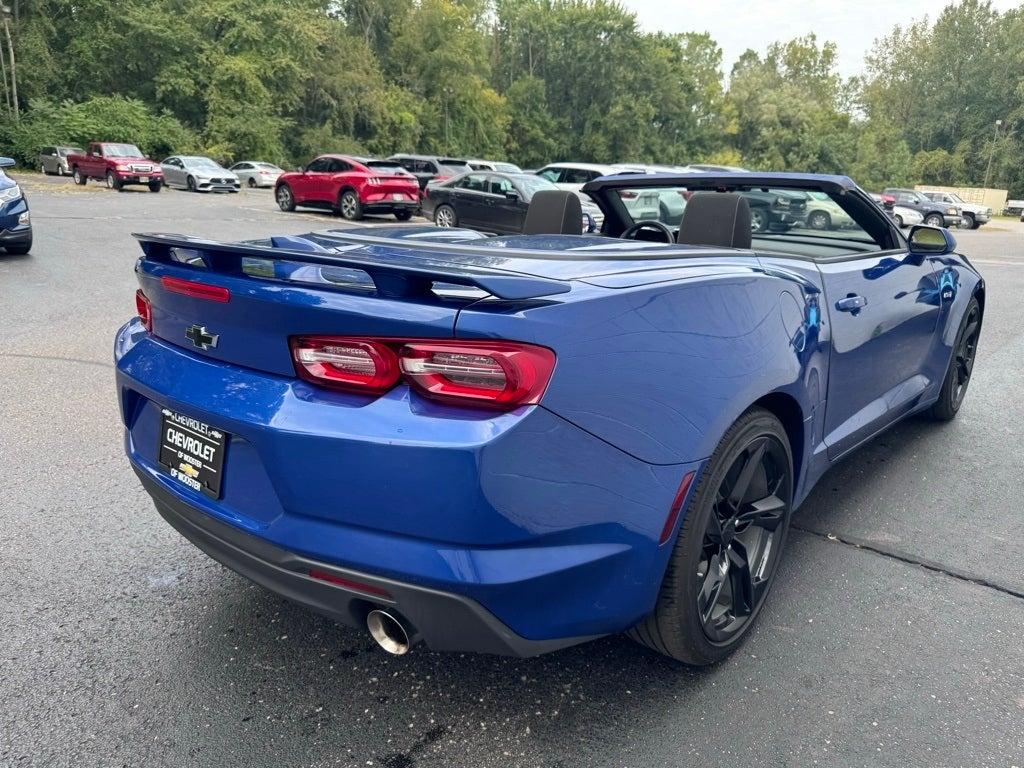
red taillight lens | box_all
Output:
[289,337,556,409]
[399,341,555,408]
[291,337,400,393]
[160,275,230,302]
[135,289,152,331]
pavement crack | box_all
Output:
[792,524,1024,600]
[0,352,113,369]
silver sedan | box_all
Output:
[228,161,283,188]
[160,156,240,193]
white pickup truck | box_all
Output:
[921,190,991,229]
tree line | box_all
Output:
[1,0,1022,194]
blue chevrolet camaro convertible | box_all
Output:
[115,172,984,665]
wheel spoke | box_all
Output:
[697,550,728,624]
[728,438,767,508]
[705,510,725,544]
[726,544,754,618]
[737,494,786,531]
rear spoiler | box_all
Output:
[132,232,571,301]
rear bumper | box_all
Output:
[137,465,596,656]
[115,321,699,645]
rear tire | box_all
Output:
[750,208,768,233]
[629,407,794,666]
[894,214,904,228]
[40,164,49,175]
[928,297,981,421]
[4,239,31,255]
[434,204,457,228]
[339,189,363,221]
[808,211,831,230]
[106,171,121,190]
[72,168,86,185]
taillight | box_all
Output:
[160,275,230,302]
[291,337,400,393]
[135,289,152,331]
[400,342,555,407]
[366,176,381,186]
[289,337,556,409]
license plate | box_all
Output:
[157,409,227,498]
[138,176,148,183]
[392,193,404,201]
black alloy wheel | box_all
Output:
[696,434,790,644]
[929,296,981,420]
[629,408,793,665]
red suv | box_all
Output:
[275,155,421,221]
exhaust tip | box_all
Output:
[367,609,411,655]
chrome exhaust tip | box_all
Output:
[366,609,412,655]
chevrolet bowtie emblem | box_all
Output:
[185,324,219,350]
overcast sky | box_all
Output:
[620,0,1021,78]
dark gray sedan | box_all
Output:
[423,172,603,234]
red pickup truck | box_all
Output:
[67,142,163,192]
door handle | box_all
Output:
[835,294,867,313]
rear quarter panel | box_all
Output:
[455,259,828,470]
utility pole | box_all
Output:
[983,119,1002,189]
[0,4,16,121]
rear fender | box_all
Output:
[455,263,827,467]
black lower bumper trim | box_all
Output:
[0,228,31,245]
[135,466,598,656]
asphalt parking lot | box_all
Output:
[1,174,1022,768]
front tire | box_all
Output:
[924,213,944,227]
[186,175,197,193]
[106,171,121,190]
[275,184,295,212]
[338,189,363,221]
[629,407,794,666]
[962,213,976,230]
[928,297,981,421]
[247,177,257,188]
[148,180,162,193]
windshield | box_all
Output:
[612,184,881,251]
[183,157,222,170]
[366,161,409,173]
[944,192,965,203]
[495,162,522,174]
[515,175,558,201]
[103,144,144,157]
[61,147,83,157]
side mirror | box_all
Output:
[0,157,14,169]
[908,225,956,255]
[505,190,520,201]
[297,165,305,173]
